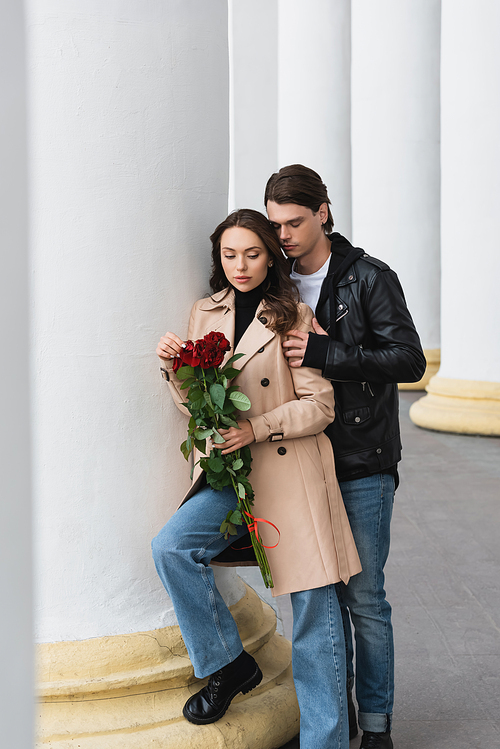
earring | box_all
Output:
[269,261,274,267]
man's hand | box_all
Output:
[311,318,328,336]
[212,420,255,455]
[282,318,328,367]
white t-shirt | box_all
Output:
[290,255,330,313]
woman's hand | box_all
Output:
[156,332,184,361]
[213,420,255,455]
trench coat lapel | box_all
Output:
[199,289,275,373]
[233,300,275,372]
[198,289,235,351]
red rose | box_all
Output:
[203,331,231,352]
[196,343,225,369]
[173,340,201,373]
[194,332,231,369]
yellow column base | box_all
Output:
[37,583,299,749]
[398,348,441,391]
[409,376,500,435]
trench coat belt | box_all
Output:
[264,411,284,442]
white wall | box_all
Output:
[277,0,352,236]
[439,0,500,382]
[28,0,234,642]
[0,1,33,745]
[229,0,278,212]
[351,0,441,350]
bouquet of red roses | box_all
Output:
[173,331,275,588]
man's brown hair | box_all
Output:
[264,164,334,233]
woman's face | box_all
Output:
[220,227,272,292]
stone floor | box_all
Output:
[240,392,500,749]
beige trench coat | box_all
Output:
[163,288,361,597]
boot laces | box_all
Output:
[207,669,223,700]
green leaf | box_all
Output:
[229,391,252,411]
[180,377,196,390]
[232,458,243,471]
[188,416,196,430]
[220,367,240,380]
[190,397,205,411]
[212,429,226,444]
[194,428,213,440]
[238,482,246,499]
[188,388,203,402]
[207,456,224,473]
[220,400,238,415]
[210,383,226,409]
[180,440,191,460]
[230,509,242,525]
[177,365,195,379]
[221,375,228,389]
[194,438,207,455]
[224,353,245,366]
[220,414,238,428]
[203,391,214,408]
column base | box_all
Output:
[37,583,299,749]
[409,376,500,435]
[399,348,440,391]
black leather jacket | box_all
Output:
[309,233,426,482]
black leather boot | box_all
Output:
[183,650,263,725]
[347,684,358,739]
[360,730,394,748]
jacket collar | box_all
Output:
[327,233,358,286]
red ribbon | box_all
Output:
[236,510,280,549]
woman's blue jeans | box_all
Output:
[337,473,395,734]
[152,483,349,749]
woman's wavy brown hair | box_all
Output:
[209,209,300,336]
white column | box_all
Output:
[0,3,33,747]
[29,0,232,646]
[410,0,500,434]
[229,0,278,212]
[277,0,352,236]
[28,2,297,746]
[351,0,441,388]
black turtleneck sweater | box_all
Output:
[233,284,265,347]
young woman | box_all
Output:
[153,209,361,749]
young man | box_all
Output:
[265,164,426,749]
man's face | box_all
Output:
[266,201,328,261]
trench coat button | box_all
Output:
[277,446,287,456]
[354,416,361,423]
[258,347,264,353]
[376,448,382,454]
[258,316,268,325]
[261,378,270,387]
[160,367,170,382]
[338,304,343,309]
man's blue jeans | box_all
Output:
[152,483,349,749]
[337,473,395,734]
